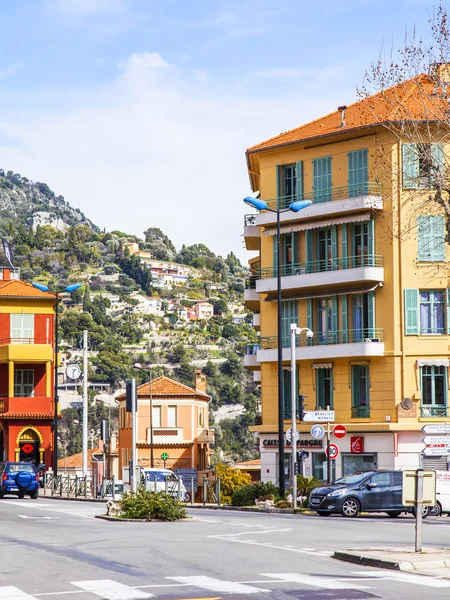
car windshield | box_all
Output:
[8,464,35,473]
[333,471,373,485]
[144,472,174,482]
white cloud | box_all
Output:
[0,53,350,260]
[46,0,127,17]
[0,64,23,80]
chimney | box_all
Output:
[338,105,347,127]
[432,62,450,84]
[195,370,207,394]
[2,268,11,281]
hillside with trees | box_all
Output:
[0,170,259,463]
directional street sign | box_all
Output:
[286,428,299,443]
[422,447,450,456]
[333,425,347,439]
[422,436,450,445]
[311,424,325,440]
[303,410,335,422]
[326,443,339,460]
[422,424,450,434]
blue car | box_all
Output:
[308,470,428,518]
[0,462,40,499]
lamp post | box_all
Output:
[32,282,82,475]
[244,194,312,497]
[134,362,154,468]
[290,324,313,509]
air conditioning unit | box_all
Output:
[364,338,381,343]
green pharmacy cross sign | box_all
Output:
[161,452,169,462]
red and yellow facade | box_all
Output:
[0,268,56,465]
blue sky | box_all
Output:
[0,0,441,259]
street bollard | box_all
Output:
[43,473,47,496]
[203,477,207,505]
[177,478,181,501]
[190,476,194,505]
[216,477,221,506]
[165,476,169,495]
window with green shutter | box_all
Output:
[418,215,445,262]
[281,300,298,348]
[421,365,448,417]
[279,162,304,209]
[402,143,444,189]
[313,156,332,203]
[282,368,299,419]
[316,367,333,410]
[404,288,419,335]
[351,364,370,418]
[348,149,368,197]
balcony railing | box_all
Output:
[245,343,259,355]
[245,277,257,289]
[352,406,370,418]
[0,394,52,414]
[421,405,450,417]
[0,337,52,345]
[258,329,384,349]
[258,254,383,279]
[261,182,382,211]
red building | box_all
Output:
[0,268,56,466]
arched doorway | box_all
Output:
[18,428,41,465]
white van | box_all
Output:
[431,471,450,515]
[140,468,188,501]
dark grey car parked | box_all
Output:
[308,470,428,518]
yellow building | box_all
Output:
[243,68,450,483]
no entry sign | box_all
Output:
[326,443,339,460]
[333,425,347,439]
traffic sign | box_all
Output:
[161,452,169,461]
[422,436,450,445]
[326,443,339,460]
[422,424,450,434]
[333,425,347,439]
[303,410,335,422]
[422,447,450,456]
[311,424,325,440]
[286,428,299,444]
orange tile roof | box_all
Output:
[247,73,445,153]
[0,412,53,419]
[57,447,117,469]
[234,459,261,468]
[116,376,210,401]
[0,280,55,299]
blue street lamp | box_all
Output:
[243,194,312,497]
[32,282,82,475]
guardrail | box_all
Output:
[262,182,382,211]
[42,473,88,498]
[258,329,384,349]
[258,255,383,279]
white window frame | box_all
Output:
[167,405,177,427]
[152,405,161,428]
[11,314,34,343]
[14,369,34,397]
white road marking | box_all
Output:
[71,580,153,600]
[0,588,40,600]
[264,573,371,590]
[167,576,269,594]
[19,515,57,520]
[214,528,291,538]
[3,501,100,519]
[209,534,332,556]
[351,570,450,588]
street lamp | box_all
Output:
[290,324,313,509]
[32,282,82,475]
[134,362,154,468]
[243,194,312,497]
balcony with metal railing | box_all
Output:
[244,277,259,309]
[250,328,385,362]
[251,182,383,228]
[256,254,384,294]
[244,343,260,369]
[0,337,53,363]
[0,394,53,416]
[243,214,260,250]
[352,406,370,418]
[420,405,450,418]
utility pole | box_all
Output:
[82,330,88,478]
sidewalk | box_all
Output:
[334,547,450,578]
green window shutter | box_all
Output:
[276,164,281,209]
[368,218,375,258]
[331,296,338,342]
[447,289,450,335]
[431,143,444,176]
[296,161,304,201]
[404,288,419,335]
[367,291,375,337]
[313,156,332,203]
[305,230,313,273]
[307,298,313,333]
[331,226,338,269]
[418,215,445,262]
[281,300,298,347]
[402,143,418,189]
[272,235,278,277]
[293,231,299,264]
[348,148,368,197]
[341,225,348,269]
[341,294,348,343]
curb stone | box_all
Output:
[333,551,449,572]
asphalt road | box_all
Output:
[2,498,450,600]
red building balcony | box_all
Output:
[0,394,53,419]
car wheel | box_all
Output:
[429,504,441,517]
[386,511,402,517]
[341,498,360,517]
[30,490,39,500]
[412,505,429,518]
[317,510,331,516]
[18,492,25,499]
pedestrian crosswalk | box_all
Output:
[1,570,450,600]
[3,501,103,519]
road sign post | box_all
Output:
[161,452,169,468]
[402,470,436,553]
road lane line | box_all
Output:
[167,576,269,594]
[263,573,372,590]
[0,588,40,600]
[351,570,450,587]
[71,580,153,599]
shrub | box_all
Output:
[275,500,292,509]
[296,475,322,499]
[216,463,251,504]
[119,489,187,521]
[231,481,279,506]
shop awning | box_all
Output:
[262,212,372,236]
